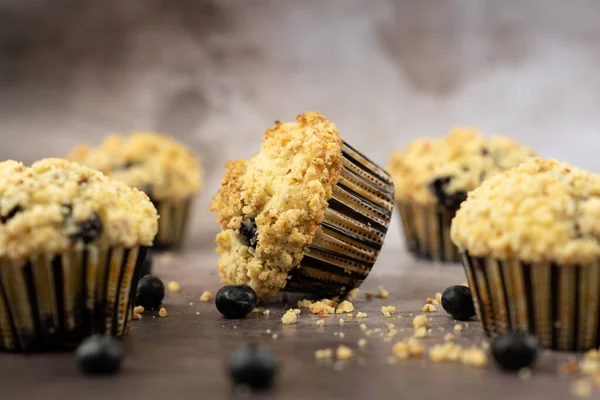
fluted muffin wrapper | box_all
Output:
[284,141,395,298]
[396,202,460,263]
[0,246,147,352]
[462,252,600,351]
[152,198,193,251]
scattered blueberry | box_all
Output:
[216,285,257,319]
[136,275,165,310]
[140,250,153,277]
[0,205,22,224]
[228,344,278,389]
[76,335,124,375]
[240,220,259,249]
[70,213,103,243]
[492,333,539,371]
[441,285,476,321]
[428,176,467,212]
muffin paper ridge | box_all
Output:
[153,199,193,251]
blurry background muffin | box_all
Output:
[388,128,536,262]
[68,132,203,251]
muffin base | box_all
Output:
[0,246,147,352]
[284,141,395,298]
[397,202,460,263]
[153,198,193,251]
[462,252,600,351]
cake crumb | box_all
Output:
[378,287,389,298]
[408,338,424,356]
[422,304,436,313]
[315,349,333,360]
[336,345,354,360]
[414,327,428,338]
[316,319,325,327]
[266,329,272,334]
[281,309,298,325]
[195,312,200,316]
[297,299,313,309]
[561,360,580,375]
[346,313,354,319]
[397,315,403,320]
[356,312,368,319]
[412,315,430,329]
[133,313,142,320]
[339,332,345,339]
[360,323,368,331]
[444,333,455,342]
[580,359,600,375]
[358,338,367,349]
[585,349,600,361]
[293,309,302,315]
[348,288,360,298]
[435,292,443,304]
[460,347,487,367]
[252,308,261,313]
[518,368,532,380]
[167,281,181,293]
[310,301,335,316]
[158,307,168,317]
[133,305,145,314]
[263,309,271,316]
[272,334,279,340]
[571,379,593,398]
[393,342,410,360]
[454,324,463,333]
[189,302,194,306]
[321,299,338,308]
[336,300,355,314]
[425,297,437,305]
[381,306,396,317]
[339,318,345,326]
[200,291,213,302]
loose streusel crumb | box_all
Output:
[200,291,213,302]
[571,379,593,398]
[358,339,367,349]
[414,327,428,338]
[378,287,389,298]
[454,324,463,333]
[315,349,333,360]
[133,305,145,314]
[580,359,600,375]
[337,345,354,361]
[422,304,436,313]
[408,338,424,356]
[413,315,430,329]
[381,306,396,317]
[360,324,368,331]
[356,312,368,319]
[252,308,261,313]
[346,313,354,319]
[133,313,142,320]
[348,288,360,299]
[297,299,313,309]
[158,307,168,317]
[272,334,279,340]
[425,297,437,305]
[263,309,271,316]
[518,368,532,380]
[195,312,200,316]
[339,318,345,326]
[266,329,272,334]
[168,281,181,293]
[339,332,345,339]
[393,342,410,360]
[585,349,600,361]
[460,347,487,367]
[282,309,298,325]
[435,292,443,304]
[310,301,335,316]
[336,300,355,314]
[561,360,580,375]
[293,309,302,315]
[316,319,325,327]
[444,333,456,342]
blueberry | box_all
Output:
[140,250,153,277]
[441,285,476,321]
[0,205,22,224]
[492,333,538,371]
[76,335,124,375]
[136,275,165,310]
[70,213,103,243]
[240,220,258,249]
[228,344,278,389]
[216,285,257,319]
[428,176,467,213]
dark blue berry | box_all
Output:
[136,275,165,310]
[240,220,258,249]
[492,333,538,371]
[216,285,257,319]
[441,285,476,321]
[0,205,22,224]
[228,344,278,389]
[428,176,467,213]
[140,250,153,277]
[76,335,124,375]
[71,213,103,243]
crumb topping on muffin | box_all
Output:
[0,158,158,260]
[387,128,536,208]
[451,158,600,265]
[67,132,203,202]
[210,112,344,299]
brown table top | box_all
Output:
[0,247,591,400]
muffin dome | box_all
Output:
[0,158,158,260]
[451,158,600,265]
[67,132,203,203]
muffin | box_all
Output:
[0,159,158,352]
[211,112,394,300]
[451,158,600,351]
[67,132,202,251]
[387,128,536,262]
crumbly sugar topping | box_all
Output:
[211,112,344,299]
[387,128,536,205]
[0,158,158,260]
[451,158,600,265]
[68,132,203,202]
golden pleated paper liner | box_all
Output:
[462,252,600,351]
[284,142,395,298]
[0,246,147,352]
[397,202,461,263]
[153,199,193,251]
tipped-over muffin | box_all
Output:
[451,158,600,351]
[211,112,394,300]
[388,128,536,262]
[67,132,202,250]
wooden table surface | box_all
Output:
[0,246,590,400]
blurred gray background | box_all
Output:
[1,0,599,250]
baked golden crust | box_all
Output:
[211,112,343,299]
[0,158,158,260]
[67,132,203,202]
[387,128,536,205]
[451,158,600,265]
